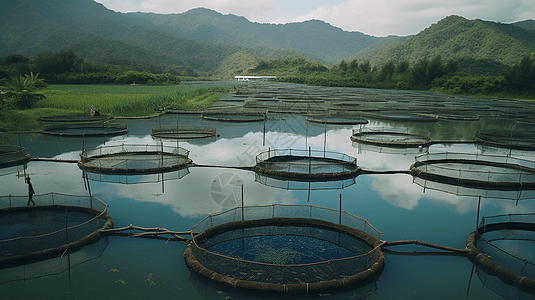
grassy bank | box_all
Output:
[0,84,236,132]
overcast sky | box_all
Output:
[94,0,535,37]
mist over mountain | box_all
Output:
[1,0,534,77]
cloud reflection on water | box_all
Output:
[92,167,299,218]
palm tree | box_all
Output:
[2,72,46,109]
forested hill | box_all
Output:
[0,0,307,75]
[1,0,535,78]
[513,20,535,31]
[366,15,535,75]
[123,8,382,64]
[0,0,382,75]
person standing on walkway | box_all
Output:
[26,177,35,206]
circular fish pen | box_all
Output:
[466,213,535,294]
[351,127,431,147]
[85,168,190,185]
[184,204,384,293]
[306,116,368,125]
[410,153,535,189]
[475,129,535,150]
[255,173,356,190]
[38,114,113,122]
[151,126,217,139]
[201,112,265,122]
[0,145,31,168]
[41,123,128,137]
[431,113,479,121]
[78,144,191,174]
[0,193,113,268]
[360,111,438,122]
[254,149,359,180]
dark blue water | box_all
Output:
[203,230,364,264]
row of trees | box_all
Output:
[0,49,182,85]
[269,56,459,91]
[262,55,535,97]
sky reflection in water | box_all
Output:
[1,105,534,299]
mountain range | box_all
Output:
[1,0,534,77]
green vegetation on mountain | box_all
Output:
[368,16,535,75]
[124,8,381,64]
[512,20,535,32]
[2,0,535,79]
[0,0,307,78]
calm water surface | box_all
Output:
[1,87,535,300]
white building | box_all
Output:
[234,76,277,81]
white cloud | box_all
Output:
[286,0,535,36]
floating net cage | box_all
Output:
[0,145,31,168]
[0,237,108,284]
[85,168,190,184]
[351,127,431,148]
[411,153,535,189]
[184,204,384,294]
[151,126,217,140]
[306,115,368,125]
[189,270,378,300]
[475,129,535,150]
[254,149,359,180]
[419,112,480,121]
[41,123,128,137]
[254,173,356,190]
[201,112,265,122]
[412,176,535,201]
[466,213,535,296]
[78,144,191,174]
[360,111,438,122]
[38,114,113,122]
[352,140,429,155]
[235,82,534,120]
[0,193,113,268]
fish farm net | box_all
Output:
[41,123,128,137]
[0,145,31,168]
[412,176,535,201]
[466,213,535,294]
[0,193,113,268]
[411,153,535,188]
[351,127,431,147]
[254,149,359,180]
[184,204,384,293]
[255,173,356,190]
[306,116,368,125]
[360,111,438,122]
[85,168,190,184]
[352,141,429,155]
[38,114,113,122]
[475,129,535,150]
[151,126,217,139]
[0,237,109,284]
[78,144,191,174]
[201,112,265,122]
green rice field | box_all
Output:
[0,83,238,132]
[38,84,236,117]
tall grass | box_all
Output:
[38,84,236,117]
[47,84,191,95]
